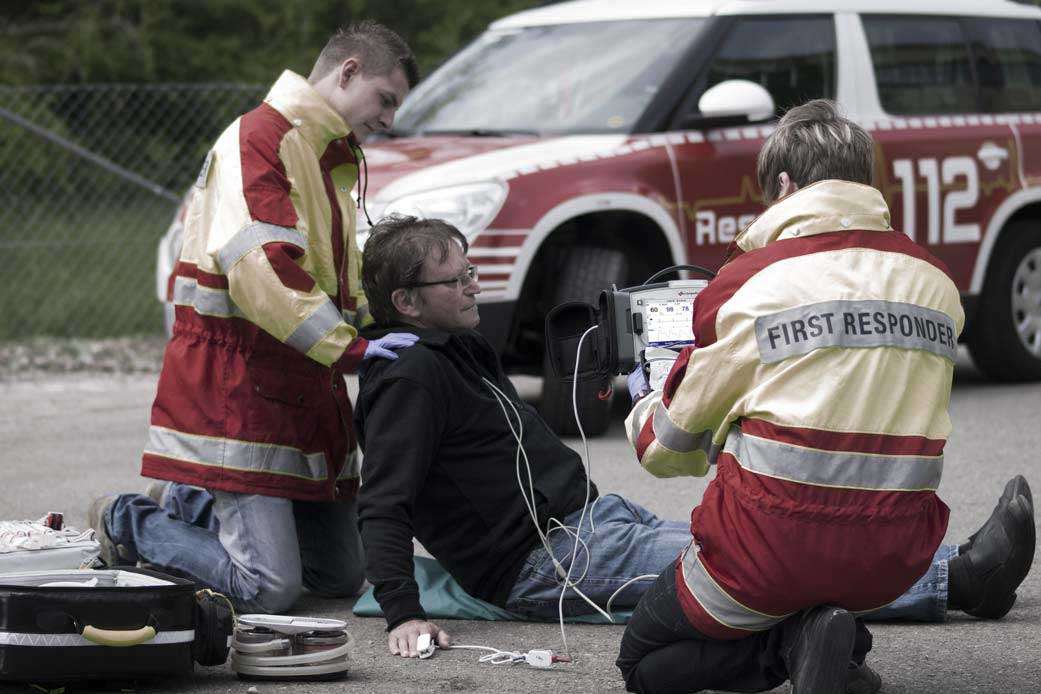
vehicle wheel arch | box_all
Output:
[508,193,684,299]
[971,190,1041,295]
[504,200,679,367]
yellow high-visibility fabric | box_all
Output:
[626,180,964,478]
[180,70,369,366]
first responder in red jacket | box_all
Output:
[620,100,964,693]
[143,32,418,502]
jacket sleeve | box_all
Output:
[357,377,444,630]
[210,128,369,372]
[625,322,755,478]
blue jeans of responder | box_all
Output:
[105,483,365,614]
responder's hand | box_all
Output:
[388,619,450,657]
[627,365,651,403]
[364,332,420,361]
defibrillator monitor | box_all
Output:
[602,280,707,374]
[544,270,712,384]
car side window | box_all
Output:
[862,16,976,115]
[701,16,836,116]
[967,18,1041,112]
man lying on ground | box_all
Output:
[353,214,1035,665]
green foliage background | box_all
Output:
[0,0,546,85]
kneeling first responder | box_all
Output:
[617,100,963,694]
[90,22,419,614]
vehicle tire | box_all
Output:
[538,246,628,436]
[967,220,1041,381]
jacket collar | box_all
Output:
[263,70,353,156]
[737,180,893,253]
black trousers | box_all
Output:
[615,560,873,694]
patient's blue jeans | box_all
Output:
[506,494,953,622]
[105,483,365,613]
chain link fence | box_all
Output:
[0,83,266,341]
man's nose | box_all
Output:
[378,109,395,131]
[465,280,481,296]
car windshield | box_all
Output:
[393,18,705,136]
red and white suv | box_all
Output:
[160,0,1041,433]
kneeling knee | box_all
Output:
[249,577,303,615]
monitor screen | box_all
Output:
[642,298,695,346]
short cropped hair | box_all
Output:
[756,99,874,203]
[310,21,419,88]
[362,216,469,324]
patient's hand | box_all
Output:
[389,618,451,657]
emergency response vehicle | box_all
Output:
[158,0,1041,435]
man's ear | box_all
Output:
[338,57,361,88]
[391,287,422,320]
[777,171,799,200]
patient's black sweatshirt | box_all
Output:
[355,325,596,630]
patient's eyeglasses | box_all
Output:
[404,265,479,290]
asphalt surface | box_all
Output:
[0,351,1038,693]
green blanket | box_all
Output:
[353,556,632,624]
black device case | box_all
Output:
[0,567,200,682]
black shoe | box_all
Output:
[965,476,1033,550]
[86,494,135,567]
[954,492,1035,619]
[782,606,856,694]
[846,661,882,694]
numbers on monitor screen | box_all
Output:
[643,299,695,345]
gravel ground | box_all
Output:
[0,336,167,382]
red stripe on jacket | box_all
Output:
[694,230,954,347]
[740,418,946,456]
[174,261,230,289]
[264,243,316,293]
[678,454,949,639]
[239,103,297,227]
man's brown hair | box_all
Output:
[310,20,419,88]
[362,215,468,324]
[756,99,874,203]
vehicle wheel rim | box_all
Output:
[1011,246,1041,358]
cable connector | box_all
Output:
[524,650,553,668]
[524,650,571,668]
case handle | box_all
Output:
[81,624,157,647]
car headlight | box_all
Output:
[380,181,508,241]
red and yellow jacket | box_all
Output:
[626,180,963,639]
[142,71,372,501]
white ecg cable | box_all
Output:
[481,377,608,615]
[481,323,619,660]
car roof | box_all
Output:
[491,0,1041,29]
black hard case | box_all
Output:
[0,567,197,682]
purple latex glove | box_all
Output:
[627,365,651,403]
[364,332,420,361]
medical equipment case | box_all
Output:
[0,567,203,682]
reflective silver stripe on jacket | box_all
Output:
[0,630,195,647]
[725,430,943,491]
[681,543,791,631]
[172,276,243,318]
[754,299,958,364]
[337,449,360,481]
[218,222,308,272]
[286,300,343,354]
[629,395,658,447]
[146,426,327,482]
[653,405,714,457]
